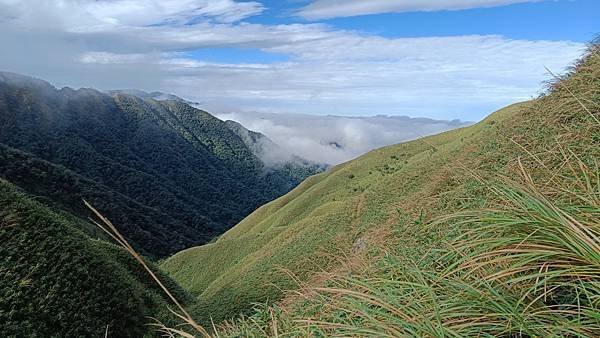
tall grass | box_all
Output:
[213,158,599,337]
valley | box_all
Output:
[0,2,597,335]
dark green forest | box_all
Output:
[0,72,323,258]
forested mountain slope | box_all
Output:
[0,72,322,257]
[162,43,600,335]
[0,179,194,336]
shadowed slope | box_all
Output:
[0,179,193,336]
[0,72,322,257]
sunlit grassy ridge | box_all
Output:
[161,42,599,334]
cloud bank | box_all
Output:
[216,111,470,165]
[298,0,547,19]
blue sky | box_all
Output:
[216,0,598,65]
[316,1,598,42]
[0,0,595,121]
[184,47,290,64]
[251,0,598,43]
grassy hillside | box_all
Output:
[0,73,322,257]
[162,41,600,334]
[162,102,525,324]
[0,179,194,336]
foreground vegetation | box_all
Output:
[160,41,599,336]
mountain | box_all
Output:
[0,72,324,336]
[2,44,597,338]
[0,72,323,258]
[224,119,277,160]
[161,42,600,335]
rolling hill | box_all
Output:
[161,42,600,336]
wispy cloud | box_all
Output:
[162,35,583,120]
[297,0,547,20]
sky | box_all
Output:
[0,0,596,123]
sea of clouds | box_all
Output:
[215,111,470,165]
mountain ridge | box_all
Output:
[0,71,323,257]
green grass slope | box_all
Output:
[162,103,520,324]
[162,42,600,330]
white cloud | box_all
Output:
[159,35,583,120]
[78,52,159,64]
[0,0,585,121]
[215,111,469,165]
[298,0,547,19]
